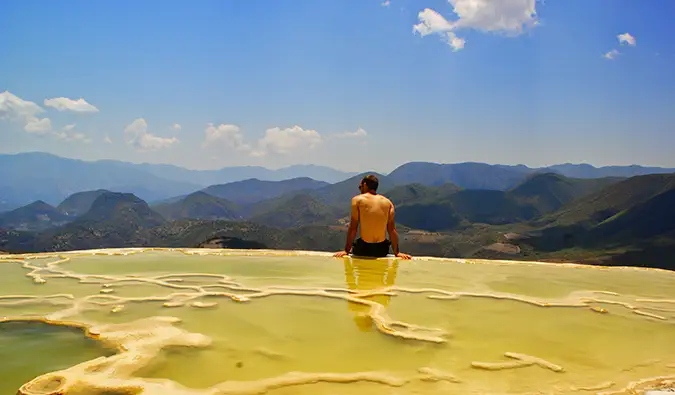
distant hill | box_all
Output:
[202,177,329,205]
[589,188,675,244]
[307,172,397,207]
[57,189,110,217]
[249,194,344,228]
[384,173,620,232]
[0,152,201,206]
[98,161,357,185]
[539,173,675,228]
[386,161,675,191]
[387,162,533,191]
[517,174,675,263]
[386,183,462,206]
[0,200,18,213]
[508,173,624,214]
[544,163,675,179]
[23,192,166,251]
[0,200,71,231]
[153,191,242,221]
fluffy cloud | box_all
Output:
[202,123,323,157]
[172,123,182,131]
[253,125,322,157]
[618,32,636,46]
[449,0,537,34]
[413,0,537,51]
[382,0,391,6]
[0,91,43,120]
[603,49,620,60]
[54,127,91,143]
[24,117,52,134]
[333,127,368,139]
[124,118,178,151]
[203,123,249,151]
[0,91,52,133]
[44,97,99,113]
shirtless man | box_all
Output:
[333,175,412,259]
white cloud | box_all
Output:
[603,49,620,60]
[202,123,323,157]
[413,8,454,37]
[0,91,52,133]
[333,127,368,139]
[413,0,538,51]
[203,123,249,151]
[62,123,76,132]
[254,125,322,157]
[104,135,113,144]
[172,123,182,131]
[24,117,52,134]
[124,118,178,151]
[44,97,99,113]
[382,0,391,6]
[0,91,43,120]
[449,0,537,34]
[54,129,90,143]
[618,32,636,46]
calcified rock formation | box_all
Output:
[1,248,675,395]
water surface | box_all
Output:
[1,248,675,395]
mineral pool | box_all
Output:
[1,248,675,395]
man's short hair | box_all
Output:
[362,174,379,191]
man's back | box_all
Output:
[354,193,392,244]
[333,174,411,259]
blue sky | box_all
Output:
[1,0,674,172]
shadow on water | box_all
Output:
[342,257,399,332]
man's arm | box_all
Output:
[387,202,412,259]
[343,197,360,253]
[387,202,399,255]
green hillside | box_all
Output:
[508,173,623,214]
[0,200,72,231]
[153,191,242,221]
[202,177,328,204]
[387,162,532,190]
[30,192,166,251]
[57,189,110,216]
[386,183,462,206]
[588,188,675,244]
[539,173,675,227]
[513,174,675,266]
[249,194,343,228]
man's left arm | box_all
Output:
[343,197,360,254]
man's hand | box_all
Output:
[333,251,349,258]
[395,252,412,260]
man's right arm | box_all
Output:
[387,202,412,259]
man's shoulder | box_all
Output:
[378,194,393,205]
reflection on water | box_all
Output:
[343,258,399,331]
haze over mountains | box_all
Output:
[2,152,675,211]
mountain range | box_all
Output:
[2,151,675,211]
[2,168,675,270]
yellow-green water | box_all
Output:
[1,248,675,395]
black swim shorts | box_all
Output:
[352,238,391,258]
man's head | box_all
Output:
[359,174,379,193]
